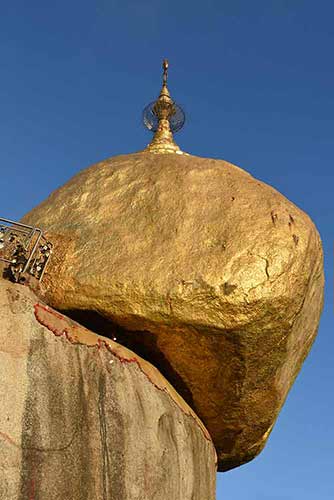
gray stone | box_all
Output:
[0,280,216,500]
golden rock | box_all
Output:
[22,151,324,471]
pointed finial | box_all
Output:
[162,59,168,86]
[142,59,186,154]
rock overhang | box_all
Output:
[0,280,217,498]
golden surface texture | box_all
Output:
[22,152,324,471]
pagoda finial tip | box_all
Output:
[142,59,186,154]
[162,59,169,86]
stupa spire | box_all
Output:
[143,59,186,154]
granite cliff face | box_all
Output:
[22,151,324,470]
[0,280,216,499]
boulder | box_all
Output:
[0,279,216,499]
[21,151,324,470]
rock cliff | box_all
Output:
[0,280,216,500]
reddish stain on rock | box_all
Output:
[33,302,213,443]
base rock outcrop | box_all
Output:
[0,280,216,500]
[22,151,324,471]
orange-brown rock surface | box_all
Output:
[0,279,216,499]
[22,151,324,471]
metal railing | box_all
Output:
[0,217,52,283]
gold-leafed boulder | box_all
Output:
[21,61,324,471]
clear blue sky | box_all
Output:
[0,1,332,498]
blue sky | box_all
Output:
[0,1,332,498]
